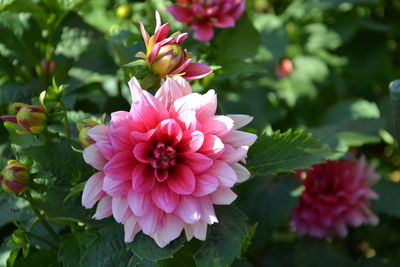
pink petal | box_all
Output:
[130,129,155,143]
[108,127,132,152]
[227,114,253,129]
[82,172,105,208]
[176,110,199,132]
[199,196,218,224]
[112,196,131,223]
[191,24,214,42]
[87,125,109,142]
[132,164,156,193]
[92,195,112,220]
[167,165,196,195]
[124,216,140,243]
[102,175,130,196]
[199,134,225,159]
[214,15,235,28]
[127,190,153,217]
[202,115,234,137]
[178,130,204,153]
[220,145,248,164]
[104,151,136,180]
[155,119,183,145]
[211,187,237,205]
[193,174,219,197]
[208,161,237,187]
[175,196,201,223]
[95,141,114,160]
[171,90,216,122]
[182,63,213,80]
[167,6,193,23]
[222,130,257,147]
[154,23,171,44]
[140,21,150,46]
[83,144,107,170]
[155,76,192,110]
[232,163,250,183]
[190,221,208,240]
[138,207,163,235]
[151,183,180,213]
[181,153,213,174]
[153,214,184,248]
[133,142,153,163]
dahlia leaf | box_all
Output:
[58,234,81,267]
[13,250,59,267]
[127,233,186,261]
[247,129,333,176]
[194,206,249,267]
[372,180,400,218]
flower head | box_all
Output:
[167,0,246,42]
[1,103,47,134]
[1,160,30,193]
[291,157,380,238]
[80,76,256,247]
[137,11,212,80]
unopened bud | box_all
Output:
[16,105,47,134]
[276,58,294,78]
[1,160,30,193]
[77,119,99,148]
[150,44,184,76]
[12,229,27,246]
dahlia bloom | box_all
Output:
[137,11,212,80]
[291,157,380,238]
[167,0,246,42]
[81,76,256,247]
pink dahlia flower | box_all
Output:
[81,76,256,247]
[137,11,212,80]
[291,157,380,238]
[167,0,246,42]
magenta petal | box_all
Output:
[132,164,156,193]
[182,63,212,80]
[0,115,17,123]
[154,23,170,44]
[191,24,214,42]
[133,142,153,163]
[199,134,225,158]
[104,151,135,180]
[151,183,180,213]
[181,153,213,174]
[167,165,195,195]
[178,130,204,153]
[102,175,130,196]
[214,15,236,28]
[167,6,193,23]
[155,119,183,145]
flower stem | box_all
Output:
[24,191,59,243]
[26,232,57,249]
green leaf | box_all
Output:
[80,225,133,267]
[127,233,185,261]
[372,180,400,218]
[4,122,45,148]
[58,233,81,267]
[247,129,333,177]
[194,206,249,267]
[14,250,60,267]
[0,192,32,227]
[294,238,357,267]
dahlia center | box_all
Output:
[150,143,177,182]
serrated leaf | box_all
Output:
[372,180,400,218]
[127,233,185,262]
[194,206,248,267]
[80,225,132,267]
[58,233,81,267]
[247,130,333,176]
[294,238,357,267]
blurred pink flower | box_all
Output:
[81,76,256,247]
[167,0,246,42]
[137,11,212,80]
[291,157,380,238]
[275,58,293,78]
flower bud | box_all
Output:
[1,160,30,193]
[150,44,184,76]
[276,58,294,78]
[77,119,99,148]
[16,105,47,134]
[12,229,27,246]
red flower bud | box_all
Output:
[1,160,30,193]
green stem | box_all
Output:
[24,192,59,243]
[26,232,57,249]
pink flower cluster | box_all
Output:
[291,157,380,238]
[167,0,246,42]
[81,76,256,247]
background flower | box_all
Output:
[291,157,380,238]
[167,0,246,42]
[81,76,256,247]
